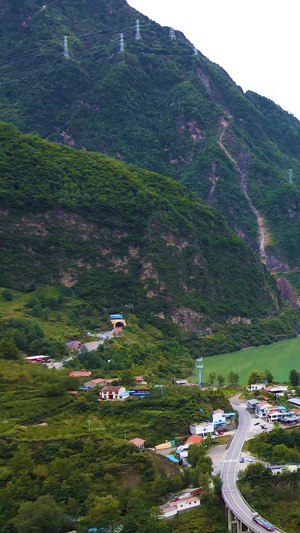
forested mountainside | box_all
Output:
[0,122,279,330]
[2,0,300,271]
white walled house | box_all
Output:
[159,497,200,519]
[159,506,178,519]
[250,383,265,391]
[267,410,282,422]
[173,497,200,512]
[255,402,273,418]
[99,386,126,401]
[190,422,214,437]
[212,409,225,424]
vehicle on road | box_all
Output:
[252,513,275,531]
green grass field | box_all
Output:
[191,335,300,385]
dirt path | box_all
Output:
[218,118,267,263]
[206,162,217,205]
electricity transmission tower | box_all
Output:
[135,19,141,40]
[169,28,176,41]
[120,33,125,53]
[63,36,70,59]
[288,168,294,183]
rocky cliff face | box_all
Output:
[0,123,279,328]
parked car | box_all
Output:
[218,431,224,435]
[240,457,244,463]
[254,422,260,425]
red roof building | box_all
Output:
[129,438,145,449]
[90,378,106,385]
[185,435,203,445]
[135,376,147,384]
[68,371,92,378]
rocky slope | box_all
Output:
[0,122,279,329]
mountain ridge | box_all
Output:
[2,0,300,271]
[0,121,280,331]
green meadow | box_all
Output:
[191,335,300,385]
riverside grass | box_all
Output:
[191,334,300,385]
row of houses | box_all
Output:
[81,375,147,389]
[268,463,300,475]
[247,399,300,423]
[250,384,288,395]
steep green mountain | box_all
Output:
[0,122,279,331]
[1,0,300,271]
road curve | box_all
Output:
[221,401,284,533]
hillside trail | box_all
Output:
[218,118,267,264]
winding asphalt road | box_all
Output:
[221,399,284,533]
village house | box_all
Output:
[264,385,288,396]
[268,463,300,475]
[267,410,282,422]
[129,438,145,449]
[212,409,235,424]
[83,377,119,388]
[247,398,260,410]
[172,496,200,512]
[254,401,273,418]
[176,435,203,462]
[159,506,178,519]
[135,376,147,385]
[250,383,265,391]
[212,409,225,424]
[98,386,128,401]
[185,435,203,446]
[66,340,82,350]
[288,397,300,408]
[68,370,92,378]
[83,378,106,388]
[257,395,271,402]
[159,497,200,519]
[189,422,214,437]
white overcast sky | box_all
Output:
[127,0,300,120]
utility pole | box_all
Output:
[120,33,125,53]
[169,28,176,41]
[63,35,70,59]
[196,357,203,388]
[135,19,141,40]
